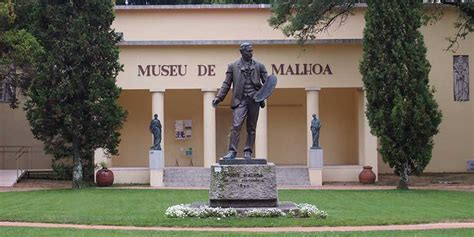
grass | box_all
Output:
[0,189,473,227]
[1,227,474,237]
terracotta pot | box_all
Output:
[96,168,114,187]
[359,165,376,184]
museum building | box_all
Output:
[0,4,472,186]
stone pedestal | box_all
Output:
[309,148,323,186]
[309,148,323,168]
[149,150,164,187]
[209,163,277,208]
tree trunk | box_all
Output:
[72,138,83,189]
[398,161,409,190]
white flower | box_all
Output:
[164,203,327,219]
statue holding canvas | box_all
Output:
[212,43,276,160]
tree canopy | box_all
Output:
[270,0,473,50]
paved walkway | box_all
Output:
[1,221,474,232]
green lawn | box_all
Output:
[0,189,473,227]
[1,227,474,237]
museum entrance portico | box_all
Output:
[95,86,378,185]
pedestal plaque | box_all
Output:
[149,150,163,170]
[209,163,277,208]
[309,148,323,168]
[309,148,323,186]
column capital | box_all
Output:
[202,88,218,92]
[305,87,321,91]
[150,89,166,93]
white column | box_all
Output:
[151,89,165,161]
[360,88,378,180]
[255,105,268,159]
[358,88,365,166]
[306,87,320,165]
[203,89,217,167]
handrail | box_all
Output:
[0,145,32,181]
[16,146,30,180]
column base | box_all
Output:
[308,168,322,186]
[150,169,164,187]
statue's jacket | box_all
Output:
[216,58,267,109]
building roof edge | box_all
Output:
[118,39,363,46]
[115,3,368,11]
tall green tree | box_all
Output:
[25,0,127,189]
[0,0,43,108]
[360,0,442,189]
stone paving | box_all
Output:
[0,221,473,233]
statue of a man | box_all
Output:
[311,114,321,149]
[149,114,162,150]
[212,43,268,160]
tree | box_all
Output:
[25,0,127,189]
[269,0,356,42]
[0,0,43,108]
[441,0,473,51]
[270,1,473,50]
[359,0,442,189]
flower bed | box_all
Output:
[165,203,327,219]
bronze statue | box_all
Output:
[149,114,162,150]
[212,43,269,160]
[311,114,321,149]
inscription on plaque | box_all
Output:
[209,163,277,207]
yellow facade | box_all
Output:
[1,5,472,183]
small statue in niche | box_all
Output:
[149,114,162,150]
[311,114,321,149]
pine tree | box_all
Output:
[25,0,127,189]
[360,0,442,189]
